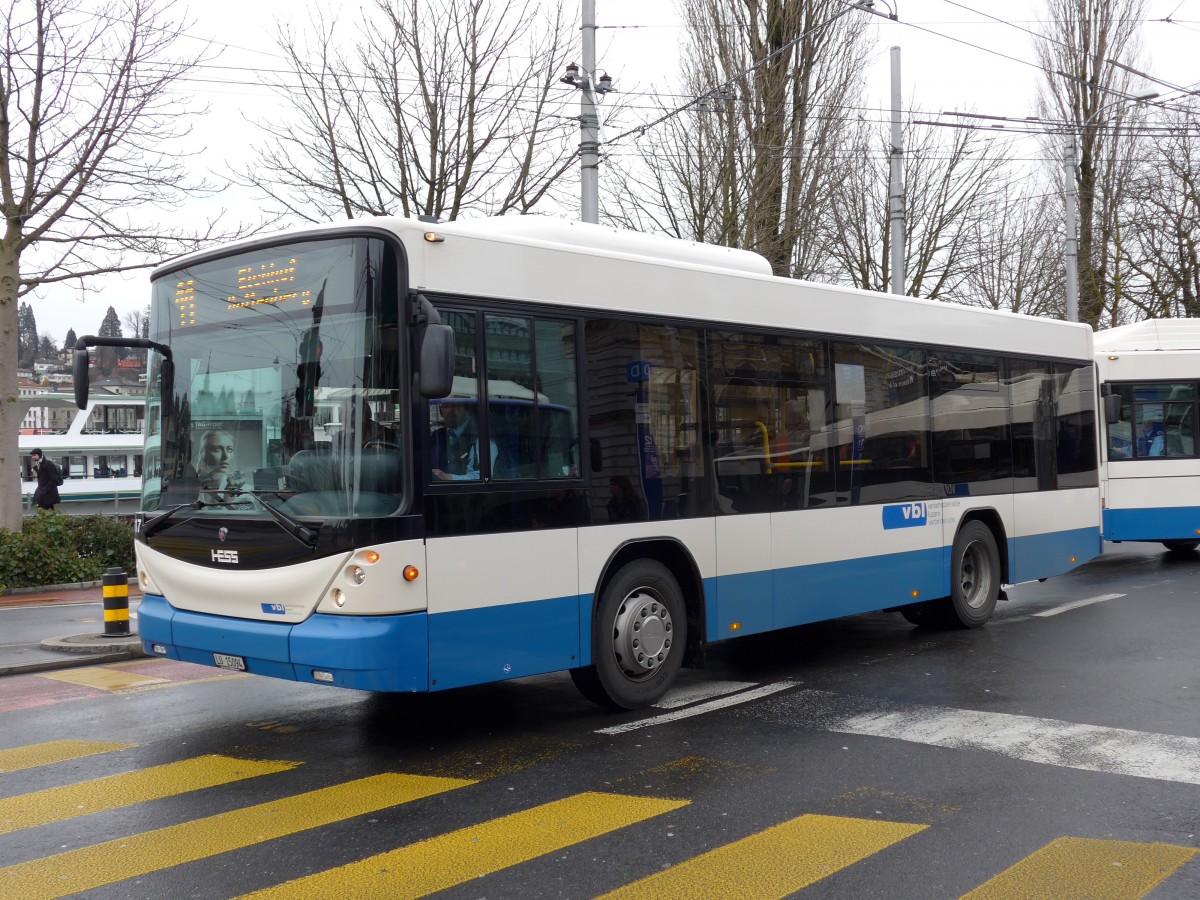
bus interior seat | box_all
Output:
[253,467,285,490]
[359,448,402,494]
[286,448,340,493]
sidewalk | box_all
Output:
[0,581,147,677]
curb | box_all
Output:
[0,650,143,677]
[41,633,147,655]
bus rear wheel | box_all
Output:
[944,521,1000,628]
[570,559,686,710]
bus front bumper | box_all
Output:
[137,594,428,692]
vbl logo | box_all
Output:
[882,502,929,529]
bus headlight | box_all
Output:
[332,588,346,607]
[348,566,366,585]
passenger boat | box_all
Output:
[19,393,144,515]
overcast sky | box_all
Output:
[31,0,1199,345]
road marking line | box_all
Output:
[0,740,133,774]
[597,682,796,735]
[0,772,474,900]
[595,814,925,900]
[655,680,760,709]
[963,836,1198,899]
[0,755,300,834]
[1032,593,1126,617]
[823,695,1200,785]
[236,791,687,900]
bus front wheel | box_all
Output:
[570,559,686,710]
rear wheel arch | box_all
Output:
[957,508,1009,584]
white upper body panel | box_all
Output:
[155,216,1094,363]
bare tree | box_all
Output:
[123,304,151,364]
[240,0,579,222]
[1123,98,1200,319]
[0,0,251,531]
[1034,0,1148,327]
[604,0,870,280]
[960,179,1064,316]
[123,305,151,341]
[602,90,745,246]
[826,116,1012,300]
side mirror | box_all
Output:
[72,348,91,410]
[74,334,173,410]
[160,358,175,405]
[419,323,455,399]
[1102,393,1122,423]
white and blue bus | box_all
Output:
[74,217,1102,708]
[1096,318,1200,553]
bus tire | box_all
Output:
[570,559,686,710]
[946,520,1000,628]
[898,601,933,626]
[1162,540,1199,554]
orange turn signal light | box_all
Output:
[403,565,420,582]
[362,551,380,564]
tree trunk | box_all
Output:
[0,241,23,531]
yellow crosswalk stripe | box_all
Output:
[0,755,300,834]
[597,814,926,900]
[963,836,1199,899]
[238,791,689,900]
[0,740,133,774]
[0,772,474,900]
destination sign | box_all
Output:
[160,238,365,331]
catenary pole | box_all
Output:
[580,0,599,223]
[888,46,905,296]
[1063,132,1080,322]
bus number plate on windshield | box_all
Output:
[213,653,246,671]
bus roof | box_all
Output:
[153,215,1095,363]
[1094,318,1200,353]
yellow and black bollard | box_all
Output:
[102,567,131,637]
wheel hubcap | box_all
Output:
[959,542,993,609]
[611,588,674,678]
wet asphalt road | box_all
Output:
[1,541,1197,898]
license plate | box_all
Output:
[213,653,246,671]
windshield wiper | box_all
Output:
[142,491,319,547]
[223,489,320,547]
[142,501,202,539]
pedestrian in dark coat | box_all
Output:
[30,449,62,510]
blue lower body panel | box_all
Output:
[769,547,945,635]
[137,594,429,692]
[709,547,945,642]
[1008,526,1101,584]
[1104,507,1200,544]
[428,595,582,690]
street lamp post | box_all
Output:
[558,0,615,224]
[1062,89,1158,323]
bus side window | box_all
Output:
[484,316,580,481]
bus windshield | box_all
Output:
[143,236,406,519]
